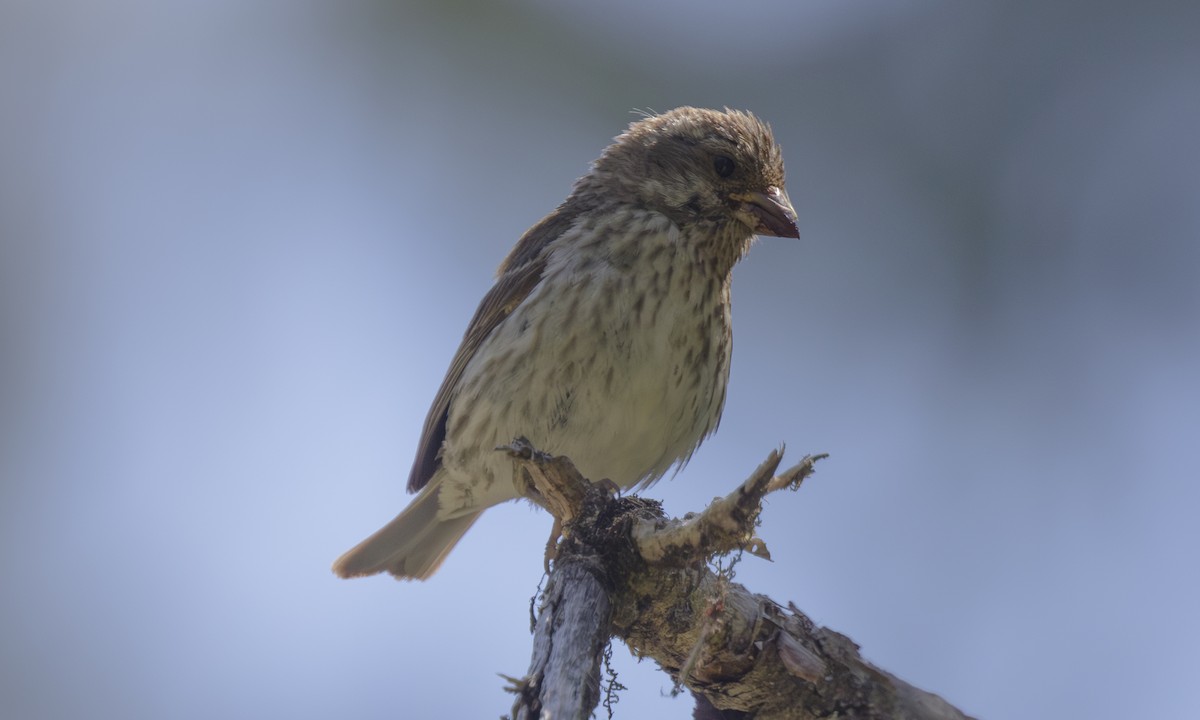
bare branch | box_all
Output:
[633,450,827,565]
[509,556,611,720]
[500,442,974,720]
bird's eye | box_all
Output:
[713,155,736,178]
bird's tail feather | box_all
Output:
[332,484,480,581]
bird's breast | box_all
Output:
[439,211,732,513]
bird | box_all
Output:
[333,107,798,580]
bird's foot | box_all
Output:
[594,477,621,496]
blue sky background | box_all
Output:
[2,1,1198,718]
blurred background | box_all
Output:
[2,0,1198,717]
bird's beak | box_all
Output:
[731,187,799,239]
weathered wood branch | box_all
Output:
[508,555,611,720]
[501,438,975,720]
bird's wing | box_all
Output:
[406,209,575,492]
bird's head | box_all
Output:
[588,107,799,242]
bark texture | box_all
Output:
[502,439,975,720]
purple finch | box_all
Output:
[334,107,798,580]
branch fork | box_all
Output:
[497,439,973,720]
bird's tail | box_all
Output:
[332,483,480,581]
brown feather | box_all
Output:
[405,210,573,493]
